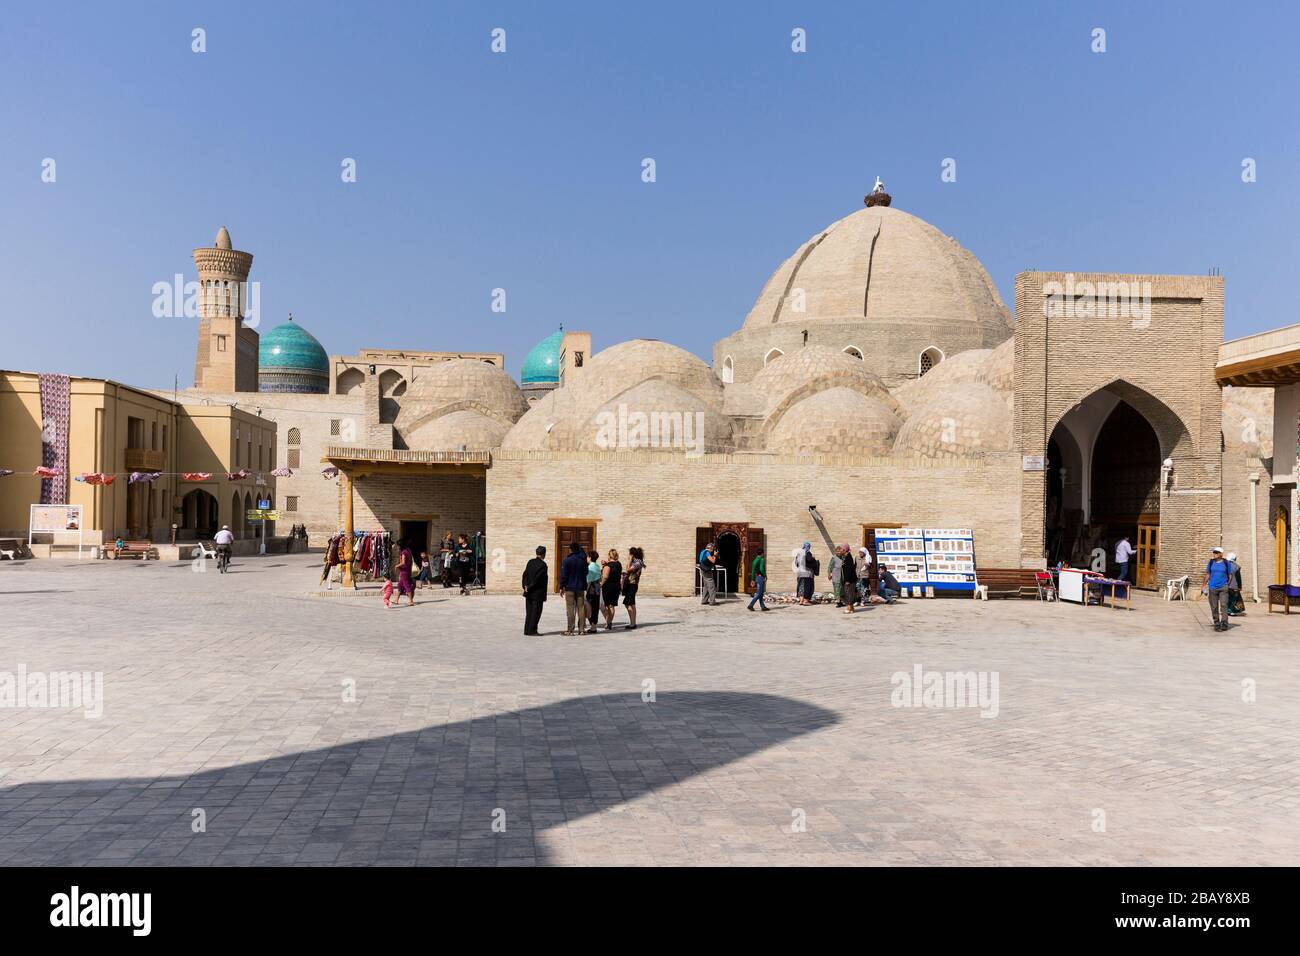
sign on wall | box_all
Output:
[29,503,84,558]
[874,527,978,595]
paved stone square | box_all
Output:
[1,554,1297,866]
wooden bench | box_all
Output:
[1268,584,1300,614]
[107,540,156,560]
[977,568,1041,599]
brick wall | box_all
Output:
[1014,272,1224,582]
[487,448,1021,596]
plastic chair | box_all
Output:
[1164,575,1189,601]
[1034,571,1057,602]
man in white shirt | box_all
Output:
[1114,536,1135,582]
[214,525,234,565]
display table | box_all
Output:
[1086,577,1132,610]
[1057,568,1101,604]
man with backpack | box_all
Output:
[1201,546,1238,632]
[698,541,719,605]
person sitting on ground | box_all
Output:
[878,567,901,604]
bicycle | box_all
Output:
[217,546,231,574]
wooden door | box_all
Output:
[1136,524,1159,589]
[862,523,902,596]
[554,524,595,592]
[1276,505,1288,586]
[743,527,765,592]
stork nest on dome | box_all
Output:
[864,189,892,208]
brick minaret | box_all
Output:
[193,226,258,392]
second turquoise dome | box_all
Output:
[259,317,330,394]
[520,328,563,386]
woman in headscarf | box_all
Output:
[794,542,815,606]
[839,545,856,615]
[395,537,416,607]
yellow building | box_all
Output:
[0,371,275,550]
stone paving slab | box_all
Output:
[0,554,1297,865]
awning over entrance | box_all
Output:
[321,445,489,478]
[1217,323,1300,386]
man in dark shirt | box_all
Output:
[559,542,590,636]
[521,546,548,635]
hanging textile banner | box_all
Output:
[226,468,253,481]
[38,373,70,505]
[321,466,340,479]
[270,467,293,477]
[76,472,116,485]
[129,471,163,484]
[181,472,212,481]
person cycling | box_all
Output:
[213,525,234,572]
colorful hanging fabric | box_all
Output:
[271,467,293,477]
[321,466,340,479]
[181,472,212,481]
[98,474,116,486]
[226,468,252,481]
[78,472,115,485]
[38,373,70,505]
[129,471,162,484]
[0,469,13,477]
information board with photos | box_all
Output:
[873,527,977,594]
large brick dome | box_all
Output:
[714,204,1013,389]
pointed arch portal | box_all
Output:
[1044,382,1182,587]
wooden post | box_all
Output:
[342,471,356,589]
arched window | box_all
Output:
[843,346,864,360]
[287,427,301,446]
[722,356,734,384]
[764,348,784,366]
[919,347,944,377]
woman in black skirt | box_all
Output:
[600,548,623,631]
[622,547,644,630]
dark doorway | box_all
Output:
[400,520,430,566]
[716,531,741,594]
[1045,394,1161,585]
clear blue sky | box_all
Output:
[2,0,1297,387]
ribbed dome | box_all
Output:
[393,358,529,438]
[892,382,1013,459]
[766,388,900,457]
[751,345,900,418]
[582,339,723,409]
[743,206,1010,336]
[402,409,511,452]
[716,203,1013,389]
[258,317,329,394]
[521,328,564,386]
[502,343,727,454]
[561,379,733,454]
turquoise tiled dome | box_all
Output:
[521,328,563,386]
[258,316,330,394]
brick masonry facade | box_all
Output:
[1014,272,1225,582]
[487,449,1021,596]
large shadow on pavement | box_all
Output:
[0,691,837,866]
